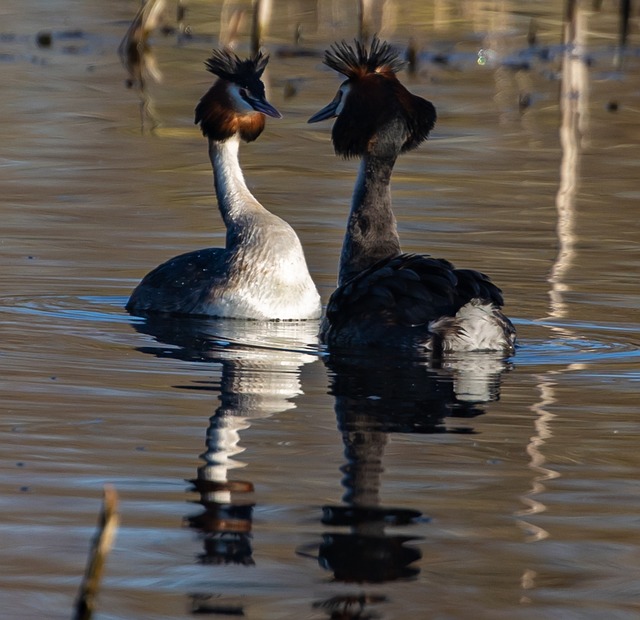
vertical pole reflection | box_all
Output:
[548,0,588,323]
[519,0,591,601]
[524,0,590,528]
[357,0,397,43]
[517,379,557,544]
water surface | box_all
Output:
[1,1,639,618]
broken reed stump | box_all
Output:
[72,484,120,620]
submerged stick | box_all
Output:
[72,485,120,620]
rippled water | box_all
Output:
[2,1,639,619]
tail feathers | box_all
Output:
[430,300,516,353]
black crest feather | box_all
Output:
[319,37,436,157]
[204,48,269,87]
[323,37,406,79]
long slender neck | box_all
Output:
[208,135,266,240]
[338,153,401,286]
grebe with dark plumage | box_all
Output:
[126,49,321,320]
[308,38,515,353]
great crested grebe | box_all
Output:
[126,49,321,320]
[308,38,516,353]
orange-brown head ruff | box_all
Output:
[194,49,278,143]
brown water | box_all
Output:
[2,1,639,619]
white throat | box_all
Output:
[209,135,263,227]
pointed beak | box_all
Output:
[307,93,341,123]
[252,96,282,119]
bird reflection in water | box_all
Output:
[304,351,510,619]
[131,315,319,614]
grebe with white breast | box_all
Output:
[127,49,321,320]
